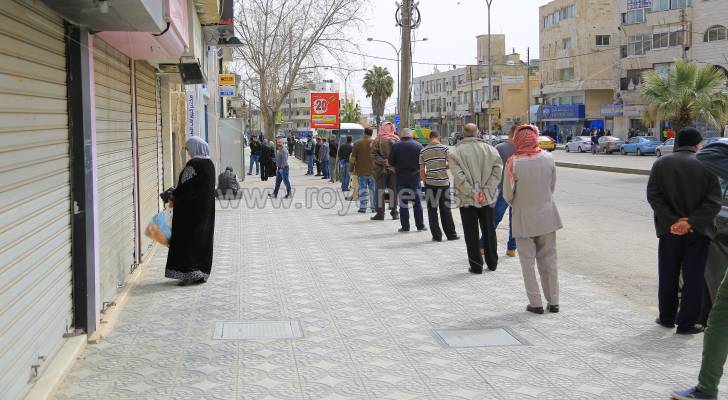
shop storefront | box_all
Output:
[537,104,586,140]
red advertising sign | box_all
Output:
[310,92,340,129]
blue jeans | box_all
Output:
[358,175,376,211]
[273,166,291,196]
[306,154,314,174]
[321,159,330,178]
[340,161,350,190]
[397,181,425,230]
[249,154,260,175]
[481,190,516,250]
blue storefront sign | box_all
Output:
[540,104,585,121]
[419,119,433,127]
[600,104,624,117]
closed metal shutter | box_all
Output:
[94,39,134,304]
[0,1,72,398]
[134,61,160,261]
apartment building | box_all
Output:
[413,34,540,134]
[539,0,616,137]
[612,0,728,138]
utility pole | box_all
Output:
[526,47,531,125]
[469,67,475,126]
[399,0,412,130]
[486,0,494,137]
[680,8,687,60]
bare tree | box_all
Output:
[233,0,365,139]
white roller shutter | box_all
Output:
[94,39,135,304]
[134,61,160,261]
[0,1,72,399]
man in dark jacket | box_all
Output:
[248,136,262,175]
[216,166,240,199]
[647,128,722,335]
[338,135,354,191]
[389,128,426,232]
[329,136,339,182]
[304,135,315,175]
[314,137,322,176]
[673,142,728,400]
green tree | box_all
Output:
[362,66,394,126]
[640,60,728,134]
[341,100,362,123]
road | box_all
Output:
[552,167,657,312]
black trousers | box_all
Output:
[459,206,498,272]
[425,185,457,240]
[316,160,321,175]
[375,172,397,216]
[658,233,711,329]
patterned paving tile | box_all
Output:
[54,159,726,400]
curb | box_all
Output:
[555,161,650,176]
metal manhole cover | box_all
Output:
[433,327,527,348]
[213,320,303,340]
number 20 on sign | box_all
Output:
[310,92,339,129]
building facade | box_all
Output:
[612,0,728,138]
[539,0,616,137]
[413,34,540,134]
[0,1,222,398]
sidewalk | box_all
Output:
[552,150,655,175]
[54,156,716,400]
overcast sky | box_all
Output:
[318,0,552,114]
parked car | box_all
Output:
[492,135,510,146]
[448,132,462,146]
[564,136,592,153]
[655,138,675,157]
[620,136,660,155]
[598,136,625,154]
[538,136,556,152]
[703,137,728,146]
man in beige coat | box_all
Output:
[504,125,563,314]
[449,123,503,273]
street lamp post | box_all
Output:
[367,38,400,115]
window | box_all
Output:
[626,34,652,56]
[652,0,691,11]
[654,62,672,78]
[653,32,669,48]
[705,25,728,42]
[654,26,685,49]
[621,68,649,90]
[562,37,572,49]
[596,35,610,46]
[625,9,645,24]
[559,68,575,81]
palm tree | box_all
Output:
[341,100,362,123]
[640,60,728,134]
[362,66,394,126]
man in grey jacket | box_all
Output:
[449,123,503,273]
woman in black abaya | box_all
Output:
[165,136,216,286]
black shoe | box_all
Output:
[547,304,559,313]
[391,212,399,220]
[284,194,290,199]
[398,227,410,233]
[432,237,443,242]
[417,226,427,232]
[677,324,705,335]
[358,209,366,213]
[268,194,277,198]
[527,305,545,314]
[468,268,483,274]
[447,236,460,241]
[487,264,497,272]
[370,214,385,221]
[655,318,676,328]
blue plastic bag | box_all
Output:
[151,209,172,240]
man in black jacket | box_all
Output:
[389,128,426,233]
[338,135,353,191]
[647,128,722,335]
[248,136,261,175]
[216,166,240,199]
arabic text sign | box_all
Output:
[310,92,340,129]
